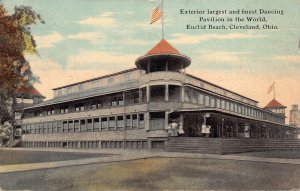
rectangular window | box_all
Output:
[124,73,131,81]
[93,118,100,131]
[132,114,138,129]
[66,87,72,94]
[91,102,97,109]
[111,96,123,107]
[92,80,99,89]
[205,95,210,107]
[47,109,54,115]
[108,117,116,130]
[210,97,215,107]
[57,89,62,96]
[57,121,63,133]
[191,89,197,103]
[48,122,52,133]
[230,103,234,111]
[101,117,108,131]
[78,84,84,91]
[107,78,114,85]
[87,119,93,131]
[80,106,85,111]
[185,88,191,102]
[68,121,74,132]
[52,122,57,133]
[216,99,221,108]
[61,88,67,95]
[63,121,68,133]
[221,100,225,109]
[39,123,43,134]
[117,116,124,130]
[75,104,85,112]
[139,114,144,129]
[35,123,40,134]
[80,120,86,132]
[126,115,132,130]
[226,101,230,110]
[43,123,48,134]
[74,120,80,132]
[60,106,68,114]
[30,124,35,134]
[198,93,204,105]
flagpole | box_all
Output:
[273,83,275,99]
[161,0,164,39]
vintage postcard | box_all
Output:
[0,0,299,190]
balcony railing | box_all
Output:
[139,71,186,85]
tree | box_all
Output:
[0,121,12,146]
[0,3,44,144]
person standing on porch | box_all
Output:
[171,120,178,136]
[206,125,211,137]
[201,123,207,137]
[178,122,184,136]
[167,123,172,136]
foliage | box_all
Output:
[0,4,44,95]
[0,121,12,145]
[0,3,44,140]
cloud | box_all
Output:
[273,55,300,63]
[194,50,251,65]
[78,12,116,27]
[120,38,151,46]
[67,32,105,44]
[34,32,63,48]
[169,33,265,44]
[67,51,139,70]
[28,56,112,100]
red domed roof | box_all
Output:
[135,39,191,70]
[264,99,286,109]
[145,39,180,56]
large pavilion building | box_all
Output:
[20,39,297,150]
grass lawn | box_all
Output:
[0,157,299,191]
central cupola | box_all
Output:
[135,39,191,73]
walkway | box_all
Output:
[1,147,300,174]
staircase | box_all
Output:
[165,137,300,154]
[165,137,223,154]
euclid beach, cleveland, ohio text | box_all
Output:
[180,8,284,30]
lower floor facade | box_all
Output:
[20,108,298,149]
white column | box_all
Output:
[146,85,150,102]
[181,85,185,102]
[165,111,169,131]
[165,84,169,102]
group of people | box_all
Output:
[167,120,184,137]
[166,121,214,138]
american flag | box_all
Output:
[267,81,275,94]
[150,2,163,25]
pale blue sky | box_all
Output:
[2,0,300,119]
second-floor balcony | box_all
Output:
[139,71,186,86]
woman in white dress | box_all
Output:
[178,122,184,136]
